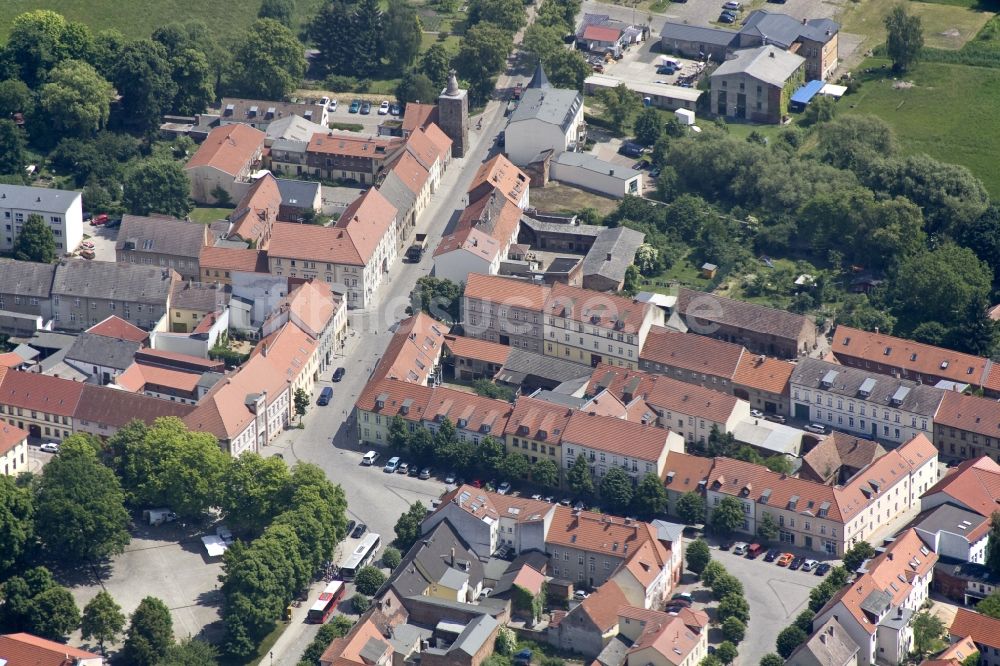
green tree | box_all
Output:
[158,637,220,665]
[456,23,513,105]
[676,491,705,525]
[352,0,384,77]
[384,0,422,73]
[756,512,779,543]
[631,472,668,520]
[634,107,662,146]
[711,572,744,601]
[716,641,738,665]
[38,59,114,142]
[717,593,749,624]
[776,625,808,659]
[0,475,33,576]
[259,0,295,26]
[532,459,560,488]
[567,454,594,498]
[475,435,506,476]
[354,566,387,596]
[396,71,438,106]
[912,611,947,658]
[352,593,372,613]
[433,417,458,458]
[394,501,426,551]
[411,276,465,322]
[34,436,129,562]
[827,566,851,588]
[389,415,410,450]
[408,428,435,463]
[13,214,56,263]
[842,541,876,572]
[227,19,305,98]
[800,94,837,126]
[700,560,725,586]
[420,44,453,90]
[5,10,83,86]
[219,452,292,534]
[81,590,126,653]
[170,48,215,116]
[122,158,192,217]
[0,120,27,178]
[499,452,531,481]
[721,616,746,644]
[986,512,1000,577]
[763,455,793,475]
[710,496,745,535]
[301,617,354,663]
[382,546,402,570]
[544,48,590,90]
[111,40,177,134]
[623,264,641,297]
[0,79,35,119]
[599,84,641,134]
[600,467,634,513]
[760,654,784,666]
[686,538,711,575]
[294,388,310,420]
[29,586,81,641]
[309,1,355,76]
[495,626,517,655]
[977,592,1000,619]
[884,4,924,73]
[468,0,527,31]
[794,609,815,633]
[962,655,980,666]
[472,379,515,401]
[700,656,723,666]
[123,597,174,666]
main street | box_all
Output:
[261,60,530,664]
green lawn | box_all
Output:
[189,206,233,224]
[1,0,325,41]
[843,57,1000,197]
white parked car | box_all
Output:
[723,1,742,10]
[320,95,330,107]
[378,100,390,115]
[384,456,400,473]
[39,442,60,453]
[328,99,338,111]
[804,423,829,434]
[497,481,512,495]
[802,559,820,572]
[732,542,749,556]
[574,590,589,600]
[750,409,764,418]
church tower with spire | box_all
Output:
[437,70,469,158]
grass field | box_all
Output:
[839,0,995,53]
[843,57,1000,196]
[0,0,326,41]
[189,206,233,224]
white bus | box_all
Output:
[339,533,381,580]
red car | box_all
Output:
[90,213,109,226]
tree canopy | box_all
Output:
[123,596,174,666]
[122,158,192,218]
[13,213,56,263]
[227,19,305,98]
[599,467,634,514]
[884,4,924,72]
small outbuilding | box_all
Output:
[701,262,718,278]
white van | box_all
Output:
[361,451,379,466]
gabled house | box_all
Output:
[115,214,209,280]
[505,63,585,166]
[735,10,839,81]
[0,422,29,477]
[226,172,281,249]
[786,617,860,666]
[0,632,103,665]
[185,124,265,204]
[949,609,1000,666]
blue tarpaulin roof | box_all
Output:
[790,79,825,105]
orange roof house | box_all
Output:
[85,315,149,344]
[0,632,103,666]
[468,154,529,209]
[185,124,265,204]
[227,172,281,248]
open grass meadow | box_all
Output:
[0,0,327,41]
[839,0,995,52]
[843,57,1000,197]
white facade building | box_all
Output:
[0,184,83,255]
[505,64,585,166]
[550,152,642,198]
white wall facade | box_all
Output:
[0,189,83,254]
[434,249,494,285]
[0,439,27,476]
[549,159,642,198]
[791,384,935,447]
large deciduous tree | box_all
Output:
[566,454,594,498]
[259,0,295,27]
[884,4,924,73]
[122,158,192,218]
[81,590,126,654]
[676,491,705,525]
[220,453,292,534]
[384,0,422,74]
[710,496,745,535]
[13,213,56,263]
[631,472,668,520]
[0,475,33,576]
[122,596,174,666]
[394,501,426,551]
[227,19,305,99]
[0,120,28,180]
[456,23,512,105]
[685,538,711,575]
[111,40,177,134]
[38,59,115,143]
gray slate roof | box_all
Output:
[914,503,987,539]
[660,21,738,47]
[65,332,142,371]
[500,348,592,384]
[0,184,81,214]
[582,226,644,284]
[170,282,227,312]
[379,171,418,219]
[52,259,176,305]
[711,45,805,87]
[452,615,499,656]
[115,215,207,259]
[740,10,839,48]
[675,287,814,341]
[264,114,328,143]
[554,151,639,183]
[389,519,484,598]
[519,216,605,238]
[0,259,56,298]
[275,178,320,209]
[786,618,860,666]
[510,88,582,132]
[790,357,945,417]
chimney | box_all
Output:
[769,51,775,58]
[261,342,268,357]
[450,547,455,565]
[802,17,807,24]
[887,552,893,561]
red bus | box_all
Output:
[307,580,345,623]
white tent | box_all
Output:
[201,535,228,558]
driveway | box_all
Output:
[83,223,118,261]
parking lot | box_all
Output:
[674,538,829,666]
[81,222,118,261]
[66,521,227,651]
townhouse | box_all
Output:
[790,358,944,447]
[933,390,1000,464]
[305,132,405,185]
[504,394,575,468]
[732,352,794,417]
[830,325,1000,396]
[469,154,530,210]
[199,246,269,285]
[586,364,750,447]
[544,283,664,370]
[697,434,937,556]
[226,172,281,249]
[672,287,819,358]
[814,529,937,666]
[50,259,179,332]
[786,618,860,666]
[168,281,227,334]
[184,124,265,204]
[115,214,210,280]
[798,432,887,485]
[949,609,1000,666]
[639,327,746,392]
[662,452,714,517]
[560,410,683,483]
[463,274,548,353]
[72,386,193,440]
[505,63,585,167]
[267,188,398,309]
[0,183,84,255]
[0,259,56,335]
[261,280,347,375]
[0,422,29,476]
[615,606,708,666]
[372,312,449,385]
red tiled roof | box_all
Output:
[76,384,193,428]
[470,155,528,207]
[307,132,402,158]
[934,390,1000,437]
[372,312,449,384]
[831,325,991,388]
[574,580,630,632]
[86,315,149,344]
[0,352,25,369]
[547,282,651,336]
[434,226,501,261]
[628,610,703,666]
[319,612,392,666]
[583,24,622,42]
[424,385,513,435]
[512,564,546,595]
[186,124,264,175]
[0,370,85,417]
[199,246,269,273]
[640,327,745,380]
[402,103,438,134]
[923,455,1000,518]
[662,452,714,492]
[504,395,574,443]
[116,362,202,393]
[404,128,440,171]
[283,280,337,338]
[422,124,453,162]
[389,150,430,196]
[733,353,794,394]
[950,610,1000,648]
[563,410,671,462]
[0,422,27,457]
[464,273,550,311]
[444,335,511,366]
[134,348,224,371]
[0,632,101,666]
[229,173,280,245]
[939,635,978,662]
[335,188,397,264]
[268,223,363,265]
[547,505,655,557]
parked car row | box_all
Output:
[347,99,401,116]
[761,547,831,575]
[719,0,742,23]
